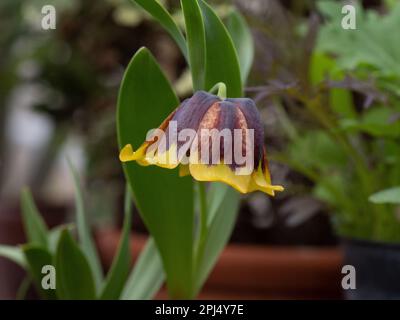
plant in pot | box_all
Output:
[252,1,400,299]
[107,0,343,300]
[1,0,285,299]
[115,0,290,299]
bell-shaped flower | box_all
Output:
[120,91,284,196]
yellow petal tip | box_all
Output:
[119,144,135,162]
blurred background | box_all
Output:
[1,0,399,299]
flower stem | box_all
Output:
[194,181,208,292]
[209,82,227,99]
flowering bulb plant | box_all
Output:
[117,0,282,299]
[0,0,282,300]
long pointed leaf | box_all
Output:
[199,0,242,97]
[181,0,206,90]
[48,224,73,254]
[100,185,132,299]
[20,188,48,248]
[0,245,26,268]
[131,0,188,60]
[121,238,164,300]
[55,229,96,300]
[22,245,57,300]
[226,9,254,83]
[67,160,103,293]
[117,47,194,298]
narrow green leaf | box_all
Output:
[22,245,57,300]
[121,238,164,300]
[198,0,242,97]
[48,224,73,254]
[117,47,194,298]
[67,160,103,292]
[206,182,230,224]
[100,185,132,300]
[0,245,26,268]
[226,9,254,83]
[181,0,206,90]
[55,229,96,300]
[16,276,32,300]
[131,0,188,60]
[195,186,240,293]
[369,187,400,204]
[20,188,48,248]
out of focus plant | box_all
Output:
[0,163,164,300]
[251,0,400,242]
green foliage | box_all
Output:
[277,1,400,242]
[131,0,188,60]
[0,178,164,300]
[317,1,400,94]
[194,183,240,293]
[23,246,57,300]
[226,9,254,84]
[100,185,132,300]
[55,229,97,300]
[121,238,164,300]
[199,0,242,97]
[181,0,206,90]
[0,245,26,268]
[117,47,194,299]
[121,0,252,298]
[20,188,49,248]
[370,187,400,204]
[0,0,252,301]
[68,159,103,292]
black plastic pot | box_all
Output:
[342,238,400,299]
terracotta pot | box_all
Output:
[96,228,344,299]
[0,202,67,299]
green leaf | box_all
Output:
[339,107,400,138]
[20,188,48,248]
[181,0,206,90]
[55,229,96,300]
[16,276,32,300]
[0,245,26,268]
[226,9,254,83]
[22,245,57,300]
[198,0,242,97]
[131,0,188,60]
[369,187,400,204]
[317,2,400,81]
[117,47,194,298]
[121,238,164,300]
[67,160,103,293]
[100,185,132,300]
[48,224,73,254]
[206,182,229,224]
[309,53,355,118]
[195,185,239,293]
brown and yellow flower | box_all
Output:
[119,91,284,196]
